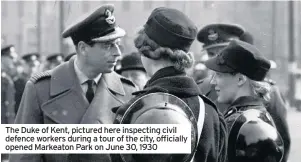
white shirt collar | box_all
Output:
[74,57,102,85]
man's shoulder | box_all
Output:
[117,74,137,88]
[29,70,52,84]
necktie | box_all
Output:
[86,80,94,103]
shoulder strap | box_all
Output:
[190,96,206,162]
[30,71,51,83]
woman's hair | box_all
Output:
[134,28,194,72]
[249,79,272,103]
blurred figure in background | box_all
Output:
[43,53,64,71]
[21,52,41,77]
[64,52,76,62]
[197,23,290,162]
[192,54,210,82]
[1,45,19,78]
[116,52,149,90]
[12,59,28,115]
[1,45,17,162]
[1,45,16,124]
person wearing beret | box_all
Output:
[117,52,149,90]
[10,4,138,162]
[196,23,290,162]
[112,7,227,162]
[205,39,284,162]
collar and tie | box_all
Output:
[86,80,95,103]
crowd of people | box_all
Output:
[1,4,291,162]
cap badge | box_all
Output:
[105,9,115,25]
[30,55,37,61]
[208,29,218,41]
[216,54,225,65]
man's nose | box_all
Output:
[112,44,121,57]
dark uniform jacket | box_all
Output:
[1,72,16,124]
[114,67,228,162]
[224,96,269,129]
[223,96,281,162]
[197,76,290,162]
[9,57,138,162]
[13,72,28,114]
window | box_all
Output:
[122,1,130,11]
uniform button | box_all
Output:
[62,110,68,116]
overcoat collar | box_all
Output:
[50,56,125,96]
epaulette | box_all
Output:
[120,76,136,88]
[30,71,51,83]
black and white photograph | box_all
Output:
[1,0,301,162]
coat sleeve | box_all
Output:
[9,81,43,162]
[267,86,290,162]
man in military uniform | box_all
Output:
[116,52,149,90]
[205,40,284,162]
[10,4,137,162]
[197,24,290,162]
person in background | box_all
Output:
[205,39,284,162]
[1,45,19,79]
[117,52,149,90]
[43,53,64,70]
[192,54,210,82]
[196,24,290,162]
[21,52,41,77]
[64,52,76,62]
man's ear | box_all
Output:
[77,41,88,56]
[237,73,247,87]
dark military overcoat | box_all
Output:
[9,57,138,162]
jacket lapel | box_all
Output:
[41,57,89,124]
[80,72,127,124]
